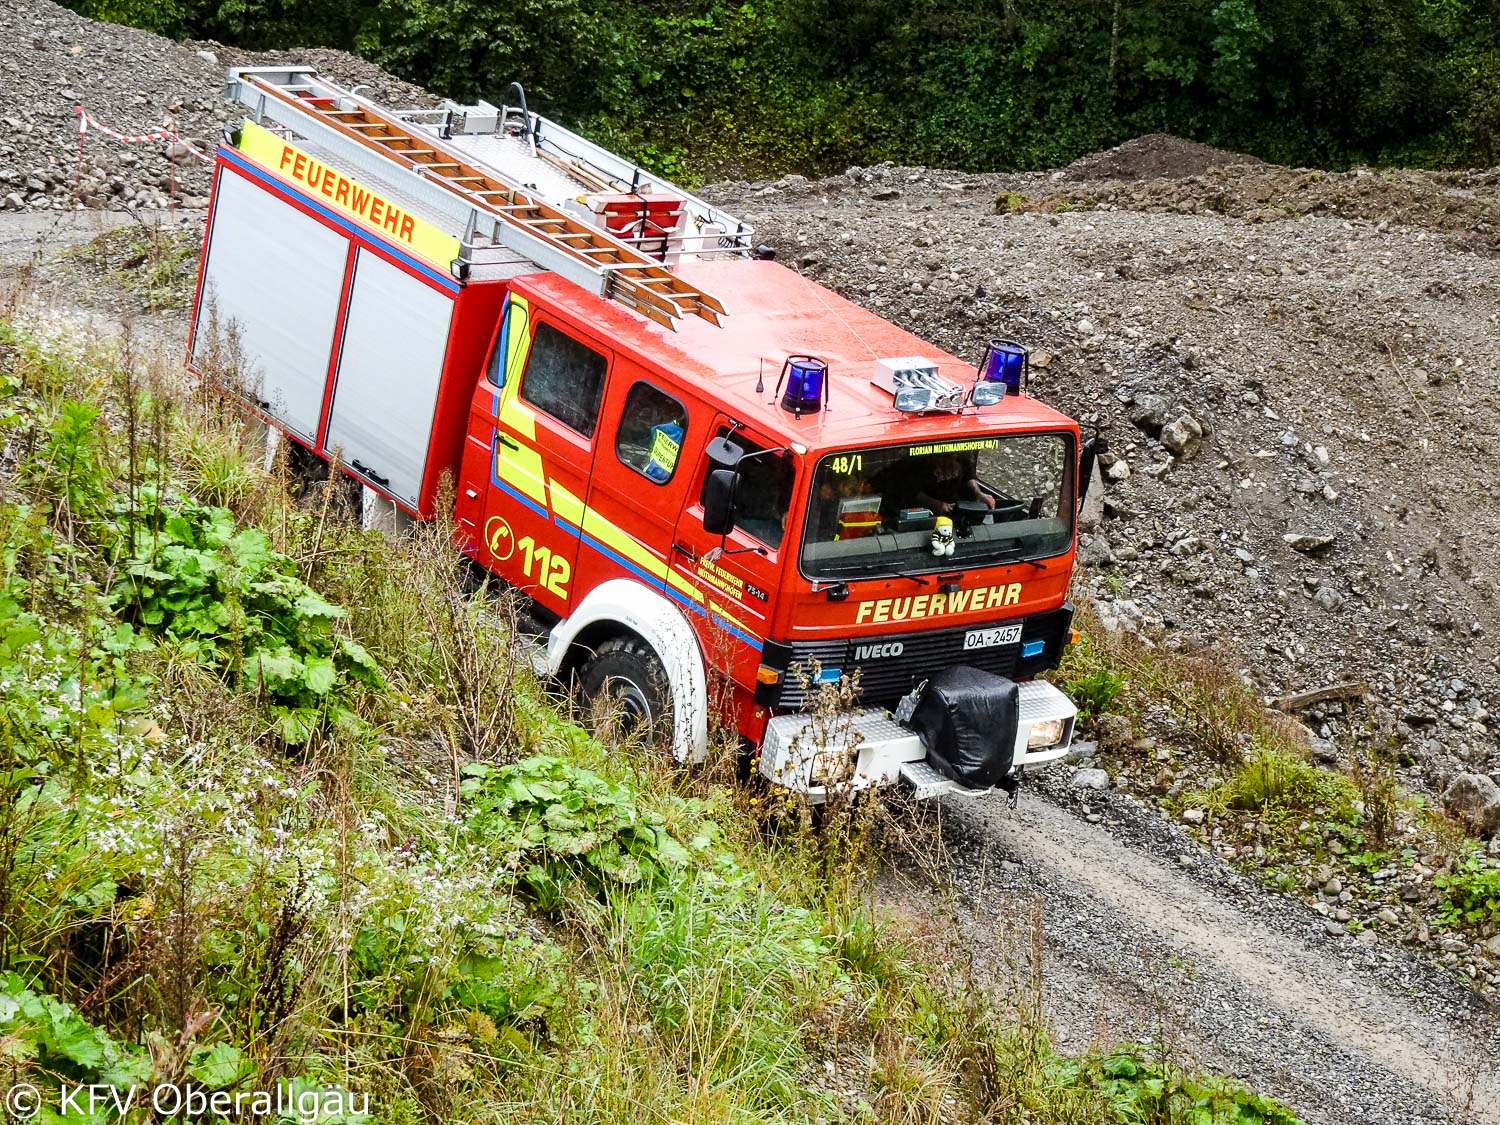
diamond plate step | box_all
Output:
[899,760,993,800]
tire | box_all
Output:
[578,637,673,746]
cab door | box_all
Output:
[670,420,795,674]
[481,294,610,615]
[581,369,698,611]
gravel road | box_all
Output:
[0,208,196,357]
[885,780,1500,1125]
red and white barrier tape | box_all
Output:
[75,106,211,163]
[72,105,212,213]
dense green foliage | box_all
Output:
[72,0,1500,176]
[110,500,381,743]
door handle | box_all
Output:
[671,541,698,563]
[496,432,520,450]
[351,460,390,487]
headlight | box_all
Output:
[810,749,855,785]
[1026,718,1067,749]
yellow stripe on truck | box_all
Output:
[494,439,547,505]
[499,396,537,442]
[487,423,758,639]
[668,571,705,603]
[582,507,668,579]
[238,119,462,270]
[708,598,757,639]
[548,478,585,526]
[497,296,538,440]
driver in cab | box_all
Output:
[913,453,994,515]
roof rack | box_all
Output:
[224,67,736,329]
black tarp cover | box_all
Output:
[907,666,1020,789]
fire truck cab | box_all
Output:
[189,68,1086,801]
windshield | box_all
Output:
[800,433,1074,579]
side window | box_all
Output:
[485,299,530,387]
[520,322,607,437]
[616,381,688,484]
[705,428,794,550]
[484,315,505,386]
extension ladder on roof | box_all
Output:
[224,68,730,329]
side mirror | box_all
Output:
[706,436,744,468]
[702,468,740,535]
[1078,434,1108,504]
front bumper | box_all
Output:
[758,679,1078,802]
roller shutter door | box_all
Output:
[323,249,454,508]
[190,169,349,442]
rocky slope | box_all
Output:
[0,0,429,213]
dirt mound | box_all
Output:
[0,0,228,210]
[1063,133,1264,182]
[0,0,428,215]
[1033,163,1500,253]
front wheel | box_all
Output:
[578,637,673,747]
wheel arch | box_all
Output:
[544,578,709,762]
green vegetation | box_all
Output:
[113,499,381,742]
[67,0,1500,178]
[1203,748,1359,819]
[1435,852,1500,927]
[1060,655,1124,721]
[67,226,200,311]
[1053,1049,1303,1125]
[0,320,1305,1122]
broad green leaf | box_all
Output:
[275,706,319,744]
[187,1041,253,1089]
[302,656,337,695]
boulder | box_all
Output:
[1071,768,1110,790]
[1095,712,1134,750]
[1283,531,1335,556]
[1313,586,1345,611]
[1129,393,1173,437]
[1097,598,1146,635]
[1441,773,1500,838]
[1079,534,1114,568]
[1078,461,1106,530]
[1159,413,1204,459]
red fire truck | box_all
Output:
[188,67,1096,800]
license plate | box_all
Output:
[963,624,1023,651]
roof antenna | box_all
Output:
[755,357,764,396]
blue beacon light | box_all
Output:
[777,355,830,416]
[976,338,1028,403]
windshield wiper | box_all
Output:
[991,542,1047,570]
[851,568,931,588]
